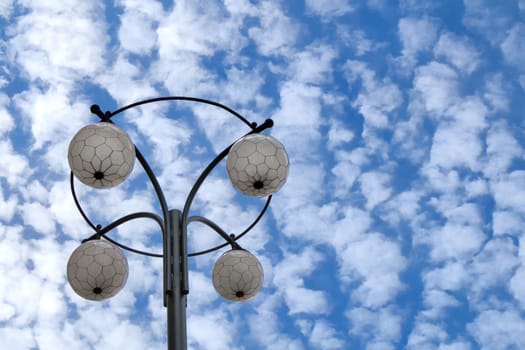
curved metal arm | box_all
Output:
[187,195,272,257]
[188,216,240,249]
[81,211,165,258]
[91,96,256,130]
[70,172,98,231]
[102,235,163,258]
[70,146,170,235]
[179,119,273,290]
[180,118,274,223]
[82,211,164,241]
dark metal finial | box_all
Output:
[264,118,274,128]
[90,104,112,122]
[90,104,104,118]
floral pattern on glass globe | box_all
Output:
[67,240,129,301]
[226,134,289,197]
[68,122,135,189]
[212,249,264,301]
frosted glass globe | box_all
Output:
[68,122,135,189]
[226,134,289,197]
[212,249,263,301]
[67,240,129,301]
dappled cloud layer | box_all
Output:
[1,0,525,349]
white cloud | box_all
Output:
[421,289,460,319]
[391,109,429,163]
[397,16,439,69]
[0,139,30,187]
[248,1,299,56]
[428,97,488,171]
[510,266,525,309]
[406,321,447,349]
[484,121,523,178]
[0,0,13,18]
[501,23,525,71]
[339,233,406,308]
[305,0,354,18]
[467,309,525,349]
[381,190,422,226]
[429,121,482,171]
[428,203,485,262]
[438,341,472,350]
[13,87,92,152]
[399,0,438,13]
[413,61,458,116]
[218,66,268,107]
[96,54,157,104]
[224,0,258,16]
[0,327,36,350]
[248,295,304,349]
[467,237,519,301]
[434,32,481,74]
[482,73,511,112]
[47,180,88,241]
[308,320,345,349]
[188,310,241,350]
[151,1,252,95]
[348,306,402,345]
[331,206,372,248]
[419,170,461,202]
[0,187,17,222]
[290,43,337,84]
[492,210,523,237]
[340,29,383,56]
[360,171,392,210]
[328,120,354,149]
[20,202,57,236]
[345,60,403,129]
[272,81,324,130]
[464,178,488,199]
[399,17,439,55]
[117,0,163,55]
[0,94,14,136]
[273,248,329,314]
[366,0,391,13]
[331,156,360,198]
[8,1,107,85]
[157,1,245,56]
[462,0,515,44]
[423,261,468,291]
[491,171,525,214]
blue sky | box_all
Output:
[1,0,525,349]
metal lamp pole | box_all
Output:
[167,209,186,350]
[65,97,288,350]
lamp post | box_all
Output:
[65,97,289,350]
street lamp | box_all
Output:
[65,97,289,350]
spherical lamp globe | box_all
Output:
[212,249,263,301]
[226,134,289,197]
[67,240,129,301]
[68,122,135,189]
